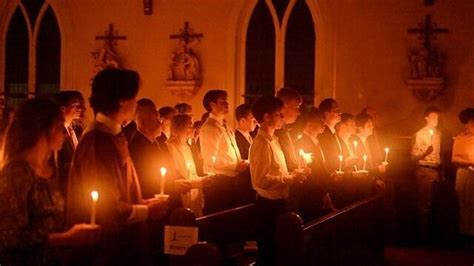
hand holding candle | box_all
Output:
[90,191,99,226]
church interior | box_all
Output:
[0,0,474,265]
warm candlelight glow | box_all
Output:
[186,162,192,179]
[429,129,434,136]
[353,140,358,154]
[299,149,304,168]
[384,147,390,163]
[90,190,98,226]
[160,167,167,195]
[338,154,343,172]
[91,190,99,202]
[362,154,368,170]
[210,156,216,175]
[297,134,303,140]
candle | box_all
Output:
[299,149,304,168]
[186,162,192,179]
[362,154,367,171]
[353,140,358,155]
[384,147,390,163]
[210,156,216,174]
[90,190,99,226]
[297,134,303,140]
[429,129,434,143]
[160,167,167,195]
[338,154,343,172]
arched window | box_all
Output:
[245,0,276,104]
[3,0,61,107]
[4,7,29,108]
[244,0,316,105]
[36,6,61,96]
[285,0,315,105]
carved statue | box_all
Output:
[168,39,201,81]
[92,44,121,75]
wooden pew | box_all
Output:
[168,204,258,265]
[276,193,384,266]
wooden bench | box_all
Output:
[276,192,384,266]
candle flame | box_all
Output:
[297,134,303,140]
[160,167,167,176]
[91,190,99,202]
[299,149,304,156]
[429,129,434,136]
[384,147,389,153]
[353,140,358,147]
[338,154,343,161]
[211,156,216,163]
[363,154,368,161]
[186,162,191,169]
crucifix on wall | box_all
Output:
[406,15,449,101]
[166,21,204,100]
[91,24,127,76]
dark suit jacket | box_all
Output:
[235,130,251,160]
[122,120,137,143]
[57,127,76,198]
[318,126,342,173]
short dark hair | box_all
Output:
[170,114,193,136]
[336,113,354,130]
[235,104,252,121]
[137,98,156,109]
[424,106,441,117]
[355,113,372,128]
[252,96,284,124]
[298,107,324,129]
[458,108,474,124]
[203,90,227,112]
[89,68,140,114]
[201,112,210,124]
[318,98,338,114]
[158,106,176,120]
[174,102,192,114]
[53,90,83,107]
[276,87,302,103]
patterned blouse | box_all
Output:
[0,159,65,264]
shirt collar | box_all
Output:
[237,129,251,139]
[209,113,224,125]
[96,113,122,135]
[257,129,274,142]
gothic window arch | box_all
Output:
[244,0,316,105]
[3,0,61,108]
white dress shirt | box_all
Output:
[200,113,242,176]
[249,130,292,200]
[411,126,441,166]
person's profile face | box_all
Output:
[120,97,137,123]
[268,108,284,130]
[361,120,374,136]
[62,99,82,122]
[326,104,341,124]
[242,113,257,132]
[425,112,439,128]
[212,96,229,115]
[282,99,301,124]
[465,120,474,135]
[347,119,357,135]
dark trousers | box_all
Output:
[203,175,235,214]
[255,196,287,266]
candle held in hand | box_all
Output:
[160,167,167,195]
[338,155,343,172]
[90,190,99,226]
[362,154,368,171]
[384,147,390,163]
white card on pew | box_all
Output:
[164,225,199,255]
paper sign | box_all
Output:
[164,225,199,255]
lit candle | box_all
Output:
[429,129,434,143]
[338,154,343,172]
[210,156,216,174]
[297,134,303,140]
[299,149,304,168]
[160,167,167,195]
[90,190,99,226]
[384,147,390,163]
[353,140,358,155]
[186,162,192,179]
[362,154,368,171]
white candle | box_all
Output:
[297,134,303,140]
[186,162,192,179]
[384,147,390,163]
[90,191,99,226]
[210,156,216,174]
[299,149,304,168]
[429,129,434,144]
[338,155,343,172]
[362,154,368,171]
[160,167,167,195]
[353,140,358,155]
